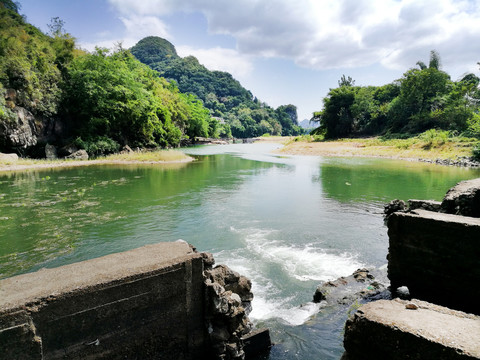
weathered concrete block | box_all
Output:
[441,178,480,217]
[0,242,207,359]
[0,310,42,360]
[408,199,442,212]
[344,299,480,360]
[387,209,480,314]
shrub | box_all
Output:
[74,136,120,157]
[418,129,450,149]
[473,144,480,161]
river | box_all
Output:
[1,143,479,359]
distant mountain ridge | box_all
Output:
[131,36,304,138]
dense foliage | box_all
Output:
[131,36,304,138]
[313,51,480,140]
[61,47,221,149]
[0,1,72,120]
[0,2,224,155]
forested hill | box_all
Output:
[0,1,256,157]
[131,36,304,138]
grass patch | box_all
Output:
[100,149,191,162]
[0,158,67,166]
[278,130,479,161]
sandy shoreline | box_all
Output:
[272,140,417,160]
[253,137,480,167]
[1,137,479,172]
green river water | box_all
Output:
[1,143,479,359]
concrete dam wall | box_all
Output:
[343,178,480,360]
[387,208,480,314]
[0,242,269,359]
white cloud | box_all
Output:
[176,46,254,79]
[119,15,170,40]
[107,0,480,77]
[79,14,170,52]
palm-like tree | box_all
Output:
[417,50,441,70]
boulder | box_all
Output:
[313,268,389,305]
[45,144,57,160]
[441,178,480,217]
[65,150,88,160]
[58,144,78,157]
[207,265,253,303]
[120,145,133,154]
[0,153,19,162]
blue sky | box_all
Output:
[18,0,480,121]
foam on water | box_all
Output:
[244,228,363,282]
[213,226,364,326]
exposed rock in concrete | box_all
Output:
[387,208,480,314]
[383,199,407,219]
[384,199,441,220]
[408,199,442,212]
[65,149,88,160]
[441,178,480,217]
[343,298,480,360]
[44,144,57,160]
[313,268,389,305]
[204,264,258,360]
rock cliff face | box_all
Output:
[0,107,38,151]
[0,106,62,155]
[1,89,66,156]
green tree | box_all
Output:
[0,5,66,117]
[0,0,20,13]
[313,85,357,138]
[61,48,183,149]
[387,67,450,132]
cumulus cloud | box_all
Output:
[176,46,254,79]
[107,0,480,75]
[79,14,170,52]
